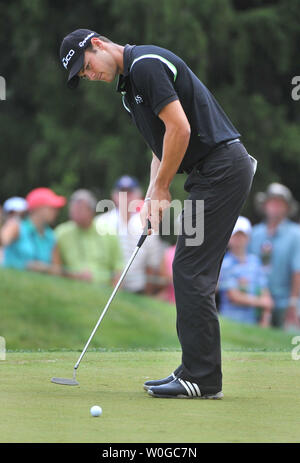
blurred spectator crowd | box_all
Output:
[218,183,300,332]
[1,178,300,333]
[0,176,169,297]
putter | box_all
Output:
[51,218,152,386]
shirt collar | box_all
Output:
[26,217,48,237]
[116,44,135,93]
[265,218,290,236]
[123,44,135,76]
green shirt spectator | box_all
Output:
[55,190,123,285]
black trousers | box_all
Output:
[172,142,256,393]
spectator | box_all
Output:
[96,175,164,294]
[0,197,28,265]
[218,216,273,326]
[249,183,300,330]
[1,188,65,275]
[55,189,123,286]
[3,196,28,220]
[0,205,3,264]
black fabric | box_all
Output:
[59,29,100,88]
[172,142,255,392]
[131,58,178,116]
[117,44,240,173]
[144,374,175,388]
[116,44,255,393]
[148,378,193,398]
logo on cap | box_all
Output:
[79,32,95,48]
[62,49,75,69]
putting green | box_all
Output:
[0,350,299,443]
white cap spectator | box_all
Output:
[3,197,28,214]
[231,216,252,236]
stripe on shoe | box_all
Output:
[179,379,201,397]
[192,382,201,396]
[178,379,192,397]
[185,381,196,397]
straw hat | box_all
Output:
[255,183,298,217]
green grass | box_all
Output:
[1,269,300,443]
[0,268,296,352]
[1,350,300,443]
[0,268,179,350]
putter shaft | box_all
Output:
[74,245,140,371]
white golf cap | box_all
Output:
[3,197,28,213]
[232,216,252,236]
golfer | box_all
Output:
[59,29,257,399]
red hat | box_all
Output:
[26,188,66,210]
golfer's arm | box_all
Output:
[145,153,161,198]
[155,100,191,188]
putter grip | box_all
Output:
[137,219,152,248]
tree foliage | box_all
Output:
[1,0,299,221]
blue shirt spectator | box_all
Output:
[249,219,300,318]
[218,216,273,326]
[2,217,56,270]
[250,182,300,329]
[219,252,268,324]
[1,187,66,276]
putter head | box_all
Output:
[51,377,79,386]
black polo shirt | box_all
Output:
[116,44,240,173]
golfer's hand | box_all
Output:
[140,200,152,235]
[148,185,172,233]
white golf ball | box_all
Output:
[90,405,102,417]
